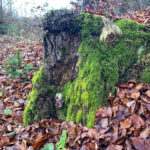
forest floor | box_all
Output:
[0,35,43,149]
[0,8,150,150]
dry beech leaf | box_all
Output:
[21,139,27,150]
[143,102,150,111]
[120,118,132,129]
[123,99,130,104]
[140,95,150,104]
[112,124,118,142]
[131,92,140,99]
[127,127,134,135]
[126,100,136,108]
[26,126,31,132]
[131,137,145,150]
[88,129,100,140]
[96,107,112,118]
[117,90,126,99]
[118,83,128,88]
[137,104,145,115]
[32,137,47,149]
[67,127,77,140]
[136,84,143,91]
[0,135,10,147]
[81,143,98,150]
[130,101,136,113]
[145,90,150,97]
[140,127,150,139]
[128,79,136,85]
[130,114,144,128]
[99,134,107,139]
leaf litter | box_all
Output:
[116,8,150,26]
[1,75,150,149]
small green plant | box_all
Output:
[42,131,67,150]
[8,132,15,138]
[7,23,20,36]
[0,90,4,98]
[3,50,37,79]
[42,143,54,150]
[4,108,12,116]
[56,131,67,150]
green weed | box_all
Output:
[2,50,37,79]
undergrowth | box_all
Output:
[2,50,37,80]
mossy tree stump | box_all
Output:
[23,9,150,128]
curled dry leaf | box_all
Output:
[130,114,144,128]
[120,118,132,129]
[118,83,128,88]
[32,137,47,149]
[127,127,134,135]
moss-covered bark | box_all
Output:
[23,68,60,125]
[23,12,150,128]
[62,15,150,128]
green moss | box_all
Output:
[115,19,145,31]
[141,67,150,83]
[62,14,105,128]
[23,68,60,125]
[32,67,43,85]
[61,15,150,128]
[76,110,82,123]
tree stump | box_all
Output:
[23,9,150,128]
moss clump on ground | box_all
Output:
[23,68,60,125]
[62,15,150,128]
[141,67,150,83]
